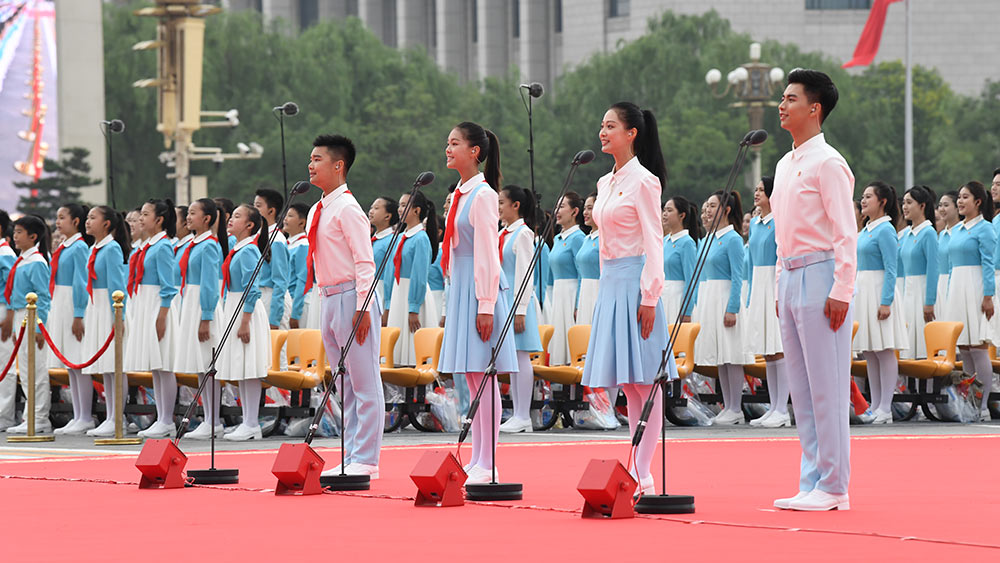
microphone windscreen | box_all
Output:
[749,129,768,146]
[282,102,299,116]
[415,171,435,186]
[741,130,755,145]
[529,82,544,98]
[291,181,313,195]
[110,119,125,133]
[575,150,596,165]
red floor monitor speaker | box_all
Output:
[136,439,188,489]
[410,450,467,507]
[272,443,325,495]
[577,459,636,519]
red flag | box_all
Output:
[842,0,903,68]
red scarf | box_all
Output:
[48,243,65,295]
[127,245,149,296]
[498,229,510,264]
[440,189,464,274]
[392,234,408,283]
[3,256,24,305]
[221,248,237,298]
[179,235,218,295]
[304,200,324,294]
[86,246,99,299]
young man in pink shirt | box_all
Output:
[306,134,384,478]
[771,69,857,511]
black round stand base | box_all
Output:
[186,468,239,485]
[320,474,371,491]
[634,494,696,514]
[465,482,523,501]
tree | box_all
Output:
[15,147,102,221]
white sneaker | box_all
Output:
[749,410,773,427]
[774,491,811,509]
[321,464,344,477]
[54,420,80,435]
[637,474,655,496]
[56,419,95,435]
[5,420,52,434]
[871,410,893,425]
[761,411,792,428]
[223,424,262,441]
[499,417,532,433]
[139,421,177,438]
[712,410,744,426]
[185,422,224,440]
[980,409,992,422]
[465,465,498,485]
[344,463,379,479]
[787,489,850,511]
[87,419,116,437]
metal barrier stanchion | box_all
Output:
[9,293,54,443]
[96,291,141,445]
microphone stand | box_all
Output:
[631,130,766,514]
[302,171,434,491]
[461,150,595,502]
[166,181,312,485]
[519,87,546,313]
[100,121,120,209]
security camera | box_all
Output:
[237,142,250,155]
[249,142,263,155]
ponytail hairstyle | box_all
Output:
[455,121,502,191]
[13,214,51,261]
[962,180,994,221]
[194,198,229,256]
[502,185,537,231]
[62,203,94,245]
[0,210,11,244]
[904,185,936,225]
[94,205,132,263]
[610,102,668,190]
[214,197,235,229]
[407,191,440,262]
[709,190,743,230]
[865,181,900,226]
[668,195,701,242]
[238,204,270,259]
[146,198,178,238]
[561,191,587,232]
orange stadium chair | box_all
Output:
[381,327,443,387]
[668,323,700,379]
[533,324,590,385]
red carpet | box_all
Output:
[1,435,997,561]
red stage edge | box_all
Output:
[135,439,188,489]
[410,450,467,507]
[272,443,325,496]
[577,459,637,519]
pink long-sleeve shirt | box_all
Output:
[307,183,376,311]
[771,133,857,303]
[592,156,665,307]
[445,172,502,315]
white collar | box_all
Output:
[402,223,425,237]
[790,132,826,158]
[94,234,114,250]
[61,232,83,248]
[147,231,168,245]
[233,236,255,251]
[504,218,525,233]
[192,230,215,244]
[716,224,735,236]
[20,245,40,260]
[897,226,910,239]
[910,220,931,235]
[557,224,580,238]
[321,183,350,206]
[287,232,307,244]
[757,213,773,225]
[962,215,984,229]
[864,215,891,231]
[587,230,599,240]
[374,227,394,240]
[611,155,640,180]
[457,172,486,195]
[269,222,280,234]
[175,233,194,246]
[669,229,689,242]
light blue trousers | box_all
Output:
[777,259,852,496]
[321,287,384,466]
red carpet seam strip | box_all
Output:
[3,472,997,551]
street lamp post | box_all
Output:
[705,42,785,189]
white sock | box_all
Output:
[969,348,993,412]
[623,384,661,481]
[875,349,898,414]
[772,358,789,415]
[463,373,481,469]
[476,373,500,470]
[513,351,533,421]
[959,348,976,378]
[152,370,177,426]
[716,369,731,413]
[69,368,93,421]
[765,360,779,413]
[241,379,262,428]
[862,351,881,411]
[101,372,127,424]
[198,373,222,429]
[724,364,744,414]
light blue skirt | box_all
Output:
[501,286,543,353]
[582,256,677,387]
[438,255,519,375]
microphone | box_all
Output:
[519,82,544,98]
[414,171,435,187]
[291,181,314,195]
[573,150,595,165]
[747,129,768,146]
[103,119,125,133]
[274,102,299,116]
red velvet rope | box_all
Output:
[37,321,115,370]
[0,323,27,383]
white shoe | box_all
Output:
[499,417,532,433]
[54,420,79,435]
[858,409,876,424]
[637,474,655,496]
[773,491,811,509]
[980,409,992,422]
[223,424,262,441]
[787,489,850,511]
[56,419,95,435]
[749,410,773,427]
[871,410,893,425]
[712,410,744,425]
[5,420,52,434]
[185,422,224,440]
[86,419,116,437]
[760,411,792,428]
[139,421,177,439]
[462,462,475,474]
[344,463,379,479]
[321,464,344,477]
[465,465,498,485]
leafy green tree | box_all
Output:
[15,148,102,221]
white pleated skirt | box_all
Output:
[944,266,993,346]
[661,280,686,327]
[547,278,578,365]
[47,285,84,368]
[216,291,271,381]
[387,277,437,366]
[303,287,322,330]
[83,289,117,375]
[540,286,553,325]
[745,266,783,355]
[260,286,291,329]
[853,270,908,353]
[576,278,599,326]
[936,275,949,319]
[693,279,753,366]
[429,289,445,324]
[172,285,223,373]
[123,285,176,372]
[901,275,929,359]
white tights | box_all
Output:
[465,372,501,470]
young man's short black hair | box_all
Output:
[313,134,356,174]
[786,68,839,123]
[992,167,1000,179]
[254,188,284,213]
